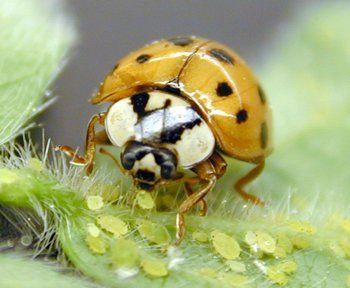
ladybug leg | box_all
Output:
[175,160,217,245]
[234,161,265,206]
[184,177,208,216]
[209,151,227,179]
[55,113,107,175]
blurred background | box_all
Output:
[43,0,328,148]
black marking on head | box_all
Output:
[136,54,151,64]
[236,109,248,124]
[160,161,175,180]
[164,84,181,96]
[121,153,135,170]
[209,48,234,64]
[160,118,202,144]
[260,122,268,149]
[216,82,233,96]
[258,85,266,104]
[135,169,156,182]
[131,92,150,117]
[138,182,153,190]
[168,36,194,47]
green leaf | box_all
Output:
[0,0,75,144]
[1,3,350,288]
[0,254,93,288]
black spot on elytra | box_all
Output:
[136,169,156,182]
[209,48,234,64]
[160,118,202,144]
[136,54,151,63]
[260,122,268,149]
[236,109,248,124]
[168,36,193,46]
[216,82,233,96]
[258,85,266,104]
[131,92,150,117]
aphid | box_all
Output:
[57,36,272,244]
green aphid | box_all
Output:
[137,219,171,245]
[244,231,257,246]
[136,190,155,210]
[290,235,311,249]
[192,230,209,243]
[218,272,249,287]
[111,239,139,269]
[87,222,100,237]
[267,266,288,286]
[0,168,19,185]
[28,158,44,172]
[97,215,128,238]
[86,195,104,211]
[211,231,241,260]
[288,221,316,235]
[276,261,298,274]
[276,234,293,254]
[225,260,246,273]
[141,259,168,277]
[273,246,287,258]
[85,235,107,254]
[256,231,276,254]
[198,267,217,278]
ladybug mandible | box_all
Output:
[57,36,272,244]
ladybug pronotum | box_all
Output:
[57,36,272,244]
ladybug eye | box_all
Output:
[121,153,136,170]
[161,161,175,179]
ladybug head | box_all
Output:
[120,141,181,190]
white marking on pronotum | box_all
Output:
[105,91,215,168]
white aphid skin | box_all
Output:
[105,91,215,169]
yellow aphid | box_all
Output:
[198,267,217,278]
[276,261,298,274]
[0,168,19,185]
[290,235,310,249]
[218,273,249,287]
[192,230,209,243]
[28,158,44,172]
[137,219,171,245]
[211,231,241,260]
[111,239,139,268]
[97,215,128,237]
[85,235,107,254]
[225,260,246,273]
[141,259,168,277]
[86,195,104,210]
[136,190,155,209]
[244,231,257,246]
[276,234,293,254]
[87,222,100,237]
[267,266,288,286]
[256,231,276,254]
[288,221,316,235]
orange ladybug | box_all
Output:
[57,36,272,244]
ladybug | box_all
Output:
[57,36,272,244]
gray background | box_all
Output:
[42,0,319,148]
